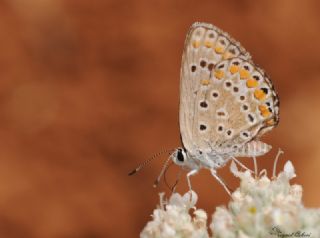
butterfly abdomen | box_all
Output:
[236,140,271,157]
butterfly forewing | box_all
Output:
[179,22,279,157]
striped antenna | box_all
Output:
[128,149,174,176]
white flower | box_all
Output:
[212,160,320,237]
[141,160,320,238]
[283,160,296,179]
[140,191,209,238]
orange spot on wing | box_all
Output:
[246,79,259,88]
[254,89,266,101]
[258,105,268,111]
[204,41,213,48]
[223,52,233,60]
[200,79,210,85]
[229,65,239,74]
[214,46,224,54]
[240,69,250,79]
[266,119,275,126]
[214,70,225,79]
[261,110,271,118]
[192,41,200,48]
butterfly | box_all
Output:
[169,22,280,194]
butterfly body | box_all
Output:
[172,147,228,171]
[170,22,279,191]
[172,139,272,171]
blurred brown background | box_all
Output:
[0,0,320,237]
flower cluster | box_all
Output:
[141,161,320,238]
[141,191,209,238]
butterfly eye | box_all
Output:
[177,149,184,162]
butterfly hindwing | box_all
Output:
[205,58,279,153]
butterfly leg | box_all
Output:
[186,169,199,191]
[210,169,232,196]
[231,156,254,173]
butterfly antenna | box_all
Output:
[153,157,171,187]
[128,149,174,176]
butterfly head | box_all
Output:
[171,148,186,165]
[171,147,199,170]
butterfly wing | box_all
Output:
[209,58,280,153]
[179,22,279,156]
